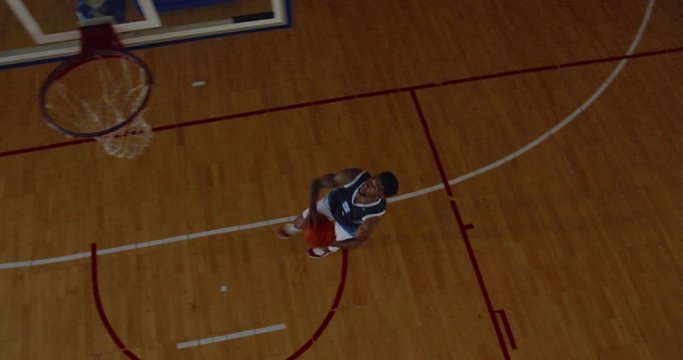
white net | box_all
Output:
[96,113,153,158]
[41,50,152,158]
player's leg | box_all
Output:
[307,223,355,258]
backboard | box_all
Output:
[1,0,290,69]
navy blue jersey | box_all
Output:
[327,171,386,233]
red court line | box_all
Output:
[410,91,453,197]
[442,47,683,86]
[90,243,141,360]
[495,309,517,350]
[2,47,680,159]
[89,242,348,360]
[411,89,512,359]
[0,138,93,157]
[287,249,349,359]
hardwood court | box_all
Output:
[0,0,681,359]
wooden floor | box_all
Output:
[1,0,682,359]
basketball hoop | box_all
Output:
[39,21,153,158]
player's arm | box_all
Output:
[330,216,381,249]
[308,168,363,213]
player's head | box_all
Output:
[360,172,399,198]
[377,171,399,197]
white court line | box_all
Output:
[30,252,89,266]
[0,0,654,270]
[136,235,188,249]
[176,323,286,349]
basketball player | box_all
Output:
[278,168,399,258]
